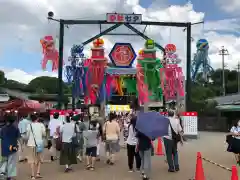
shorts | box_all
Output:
[105,140,118,154]
[85,147,97,157]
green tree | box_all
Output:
[27,76,68,94]
[0,70,5,85]
[4,79,30,91]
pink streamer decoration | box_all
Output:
[136,63,149,105]
[84,57,107,104]
[160,64,184,101]
[105,75,113,97]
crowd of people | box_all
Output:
[0,107,184,180]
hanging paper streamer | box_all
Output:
[71,44,84,60]
[136,49,149,105]
[112,76,124,96]
[105,75,113,99]
[85,38,107,104]
[164,44,181,64]
[123,77,137,94]
[40,35,59,71]
[65,44,85,98]
[191,39,213,82]
[160,44,184,101]
[137,40,163,103]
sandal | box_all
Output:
[90,167,95,171]
[36,173,42,178]
[86,164,91,170]
[106,159,110,164]
[31,176,35,179]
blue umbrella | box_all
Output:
[136,112,170,139]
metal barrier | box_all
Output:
[188,156,232,180]
[201,156,232,172]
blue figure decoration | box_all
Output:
[65,44,86,98]
[71,44,84,59]
[191,39,214,82]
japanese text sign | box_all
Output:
[106,13,142,24]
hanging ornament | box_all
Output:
[85,38,107,104]
[71,44,84,58]
[192,39,213,81]
[65,44,86,98]
[160,44,184,101]
[40,35,59,71]
[136,39,163,104]
[164,44,181,64]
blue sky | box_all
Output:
[0,0,238,77]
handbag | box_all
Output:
[55,126,62,151]
[102,122,108,141]
[30,124,44,153]
[72,123,79,147]
[170,123,181,143]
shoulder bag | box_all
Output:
[72,123,79,147]
[30,124,44,153]
[102,121,108,141]
[170,123,181,143]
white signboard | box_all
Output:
[181,112,198,136]
[106,13,142,24]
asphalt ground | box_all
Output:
[13,132,239,179]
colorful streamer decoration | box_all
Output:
[40,35,59,71]
[164,44,181,64]
[191,39,213,81]
[137,49,149,104]
[65,44,85,98]
[160,44,184,101]
[71,44,84,59]
[85,38,107,104]
[136,39,163,104]
[112,76,124,96]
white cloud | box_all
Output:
[204,18,240,33]
[1,67,57,84]
[0,0,239,83]
[215,0,240,15]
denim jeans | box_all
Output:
[139,149,151,178]
[163,137,179,170]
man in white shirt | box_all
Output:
[163,110,183,172]
[48,112,63,161]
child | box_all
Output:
[83,123,99,170]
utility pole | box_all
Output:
[236,62,240,93]
[219,46,229,96]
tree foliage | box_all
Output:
[0,70,5,85]
[27,76,68,94]
[191,68,239,115]
[3,79,32,92]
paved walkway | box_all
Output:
[16,132,237,180]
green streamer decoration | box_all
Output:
[139,39,163,101]
[123,77,137,94]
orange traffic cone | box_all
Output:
[156,138,164,156]
[231,165,238,180]
[195,152,205,180]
